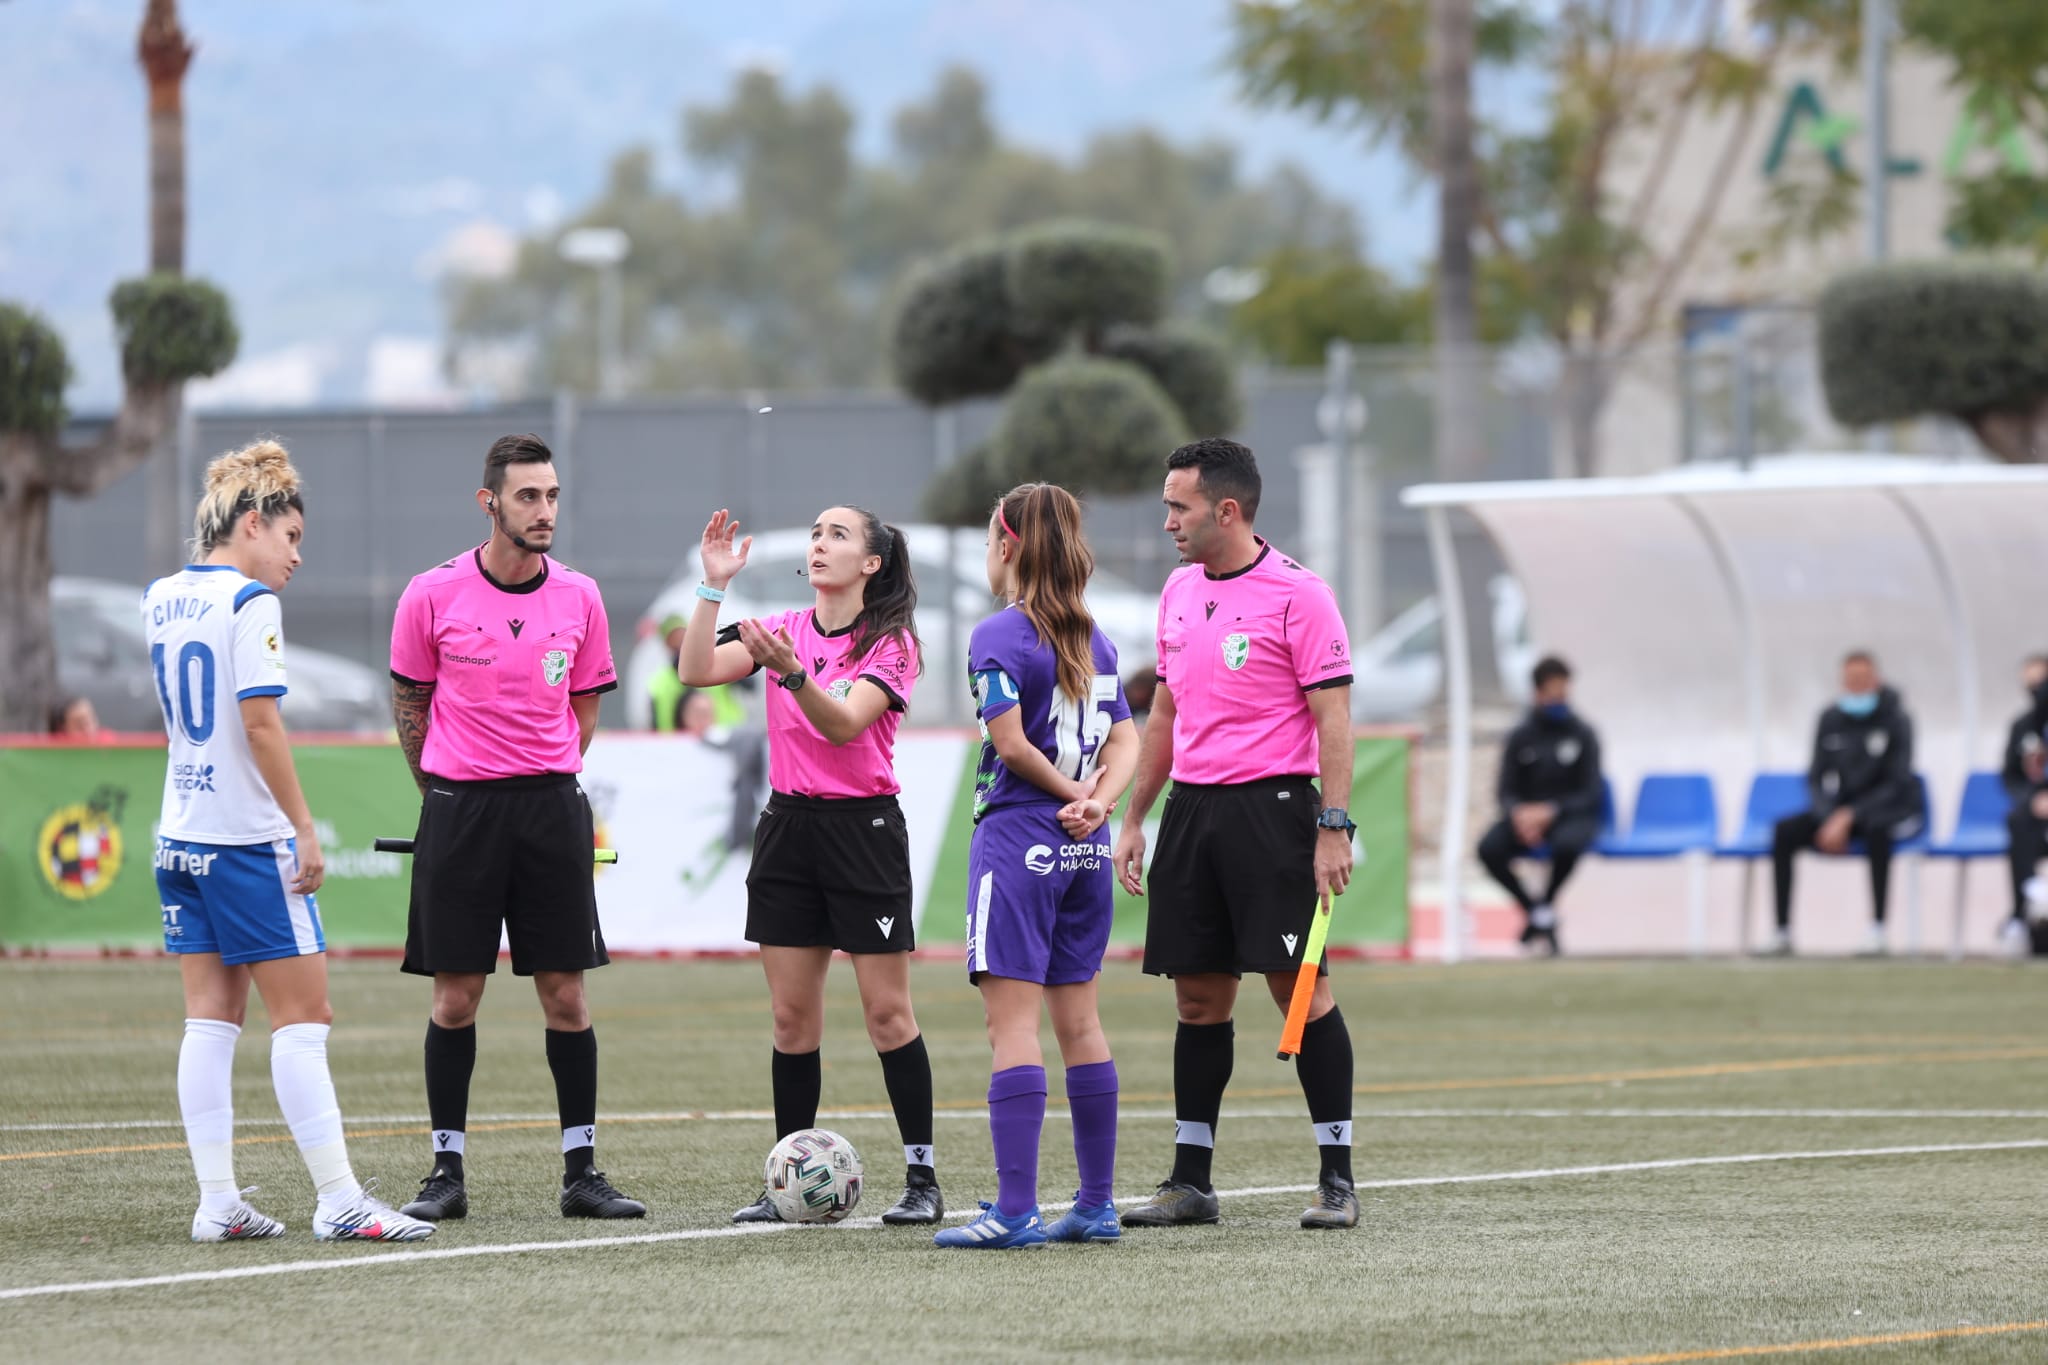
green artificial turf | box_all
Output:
[3,957,2046,1364]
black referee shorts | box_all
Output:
[746,791,914,954]
[401,773,609,977]
[1141,775,1325,978]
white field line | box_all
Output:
[3,1138,2046,1303]
[8,1106,2048,1134]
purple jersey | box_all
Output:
[968,606,1131,821]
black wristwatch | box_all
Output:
[1316,807,1357,834]
[778,668,808,693]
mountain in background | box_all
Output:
[0,0,1419,409]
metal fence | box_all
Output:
[52,356,1571,725]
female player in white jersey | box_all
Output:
[936,483,1139,1250]
[144,441,431,1244]
[680,505,943,1226]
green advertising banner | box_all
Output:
[0,743,421,950]
[2,734,1408,954]
[922,734,1411,949]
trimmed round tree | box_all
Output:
[1004,220,1172,344]
[0,304,73,436]
[1819,261,2048,462]
[891,217,1241,520]
[1097,323,1244,438]
[113,274,238,385]
[920,441,1013,526]
[891,245,1060,405]
[991,357,1190,495]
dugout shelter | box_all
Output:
[1404,455,2048,961]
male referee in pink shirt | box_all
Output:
[388,433,644,1222]
[1112,437,1361,1230]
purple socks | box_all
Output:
[1065,1060,1119,1207]
[988,1065,1048,1217]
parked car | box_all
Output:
[625,524,1160,727]
[53,576,388,734]
[1350,576,1534,721]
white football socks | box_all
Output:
[179,1018,241,1212]
[270,1022,361,1202]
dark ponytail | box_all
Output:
[848,509,922,674]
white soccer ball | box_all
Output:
[764,1128,864,1224]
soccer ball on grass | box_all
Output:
[765,1128,863,1224]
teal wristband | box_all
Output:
[695,583,726,603]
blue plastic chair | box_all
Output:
[1716,773,1810,859]
[1928,773,2012,959]
[1599,773,1719,954]
[1600,774,1718,858]
[1719,773,1810,952]
[1929,773,2011,859]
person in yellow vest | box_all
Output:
[649,615,745,732]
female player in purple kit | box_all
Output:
[935,483,1140,1250]
[680,505,944,1226]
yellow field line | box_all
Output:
[1353,1044,2048,1095]
[1176,1044,2048,1106]
[1562,1317,2048,1363]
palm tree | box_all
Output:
[1430,0,1483,481]
[136,0,196,568]
[138,0,194,273]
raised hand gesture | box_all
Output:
[700,509,753,588]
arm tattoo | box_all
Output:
[392,679,433,793]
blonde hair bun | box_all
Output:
[192,437,304,553]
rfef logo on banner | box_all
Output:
[38,785,128,902]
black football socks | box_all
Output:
[424,1020,476,1179]
[546,1027,599,1178]
[1169,1020,1235,1192]
[772,1047,822,1138]
[1296,1007,1355,1184]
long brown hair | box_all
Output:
[998,483,1095,703]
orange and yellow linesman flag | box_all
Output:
[1276,889,1334,1061]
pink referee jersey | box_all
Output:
[390,548,617,781]
[756,608,918,798]
[1155,540,1352,786]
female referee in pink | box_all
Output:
[680,505,942,1226]
[935,483,1140,1250]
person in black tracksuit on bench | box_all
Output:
[1998,654,2048,956]
[1764,650,1925,958]
[1477,656,1603,956]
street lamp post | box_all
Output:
[558,226,631,399]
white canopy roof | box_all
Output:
[1402,455,2048,961]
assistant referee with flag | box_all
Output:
[388,433,645,1223]
[1112,437,1362,1230]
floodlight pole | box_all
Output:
[558,227,631,399]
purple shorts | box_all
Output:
[965,804,1114,985]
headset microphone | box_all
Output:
[488,495,533,551]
